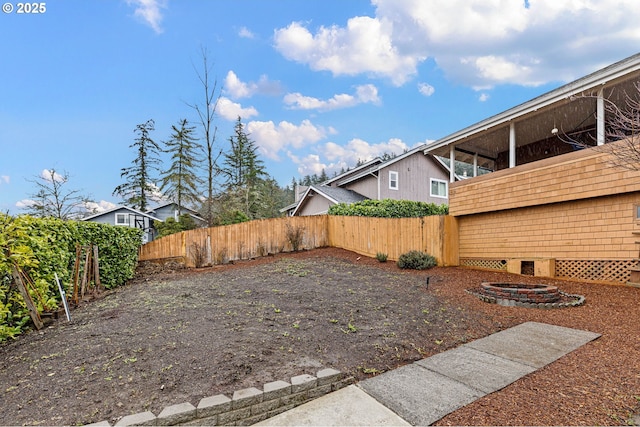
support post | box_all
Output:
[509,122,516,168]
[11,265,44,330]
[597,87,605,146]
[449,145,456,182]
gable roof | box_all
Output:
[81,205,162,222]
[146,202,206,222]
[323,157,384,186]
[336,144,457,186]
[291,185,368,216]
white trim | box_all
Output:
[389,171,398,190]
[430,178,448,198]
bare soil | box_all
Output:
[0,247,638,426]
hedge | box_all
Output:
[0,214,143,341]
[328,199,448,218]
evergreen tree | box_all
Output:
[220,117,266,218]
[113,119,162,211]
[160,119,203,213]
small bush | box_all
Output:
[285,223,305,251]
[376,252,388,263]
[189,242,208,268]
[397,250,437,270]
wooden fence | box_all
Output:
[138,215,459,267]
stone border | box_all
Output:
[85,368,354,426]
[466,289,586,309]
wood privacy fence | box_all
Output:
[138,215,459,267]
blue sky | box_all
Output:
[1,0,639,215]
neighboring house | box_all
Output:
[289,185,368,216]
[423,52,640,284]
[284,145,455,216]
[146,202,207,228]
[81,206,161,243]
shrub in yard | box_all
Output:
[328,199,448,218]
[376,252,388,263]
[285,223,305,251]
[397,250,437,270]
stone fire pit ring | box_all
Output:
[467,282,585,309]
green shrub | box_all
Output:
[376,252,388,263]
[0,213,142,341]
[397,250,437,270]
[328,199,448,218]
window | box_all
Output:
[389,171,398,190]
[115,213,128,226]
[430,178,448,198]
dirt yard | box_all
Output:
[0,247,638,426]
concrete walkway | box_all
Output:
[257,322,600,426]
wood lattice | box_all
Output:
[460,258,508,271]
[462,258,637,283]
[555,259,638,283]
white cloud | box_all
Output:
[224,71,283,99]
[274,0,640,88]
[274,17,421,86]
[0,175,9,184]
[247,119,329,160]
[41,169,65,183]
[290,137,411,178]
[84,200,117,214]
[217,96,259,121]
[238,26,255,39]
[126,0,166,34]
[418,82,435,97]
[15,199,35,209]
[284,84,381,111]
[479,93,490,102]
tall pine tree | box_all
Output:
[160,119,203,213]
[220,117,266,219]
[113,119,162,211]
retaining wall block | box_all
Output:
[263,380,292,400]
[232,387,263,409]
[291,374,317,393]
[316,368,341,386]
[156,402,196,426]
[197,394,232,418]
[114,411,157,426]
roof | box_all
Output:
[291,185,368,216]
[81,205,162,222]
[323,157,384,186]
[337,144,458,186]
[146,202,205,220]
[424,52,640,168]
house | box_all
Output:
[285,145,455,216]
[81,206,161,243]
[146,202,207,228]
[423,52,640,283]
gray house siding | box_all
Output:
[343,178,378,200]
[378,154,450,203]
[297,194,333,216]
[82,207,158,243]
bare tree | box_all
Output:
[559,82,640,171]
[186,47,223,227]
[23,168,92,219]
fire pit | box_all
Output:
[467,282,585,308]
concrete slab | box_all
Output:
[255,385,410,426]
[465,322,600,368]
[416,345,537,394]
[358,364,483,426]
